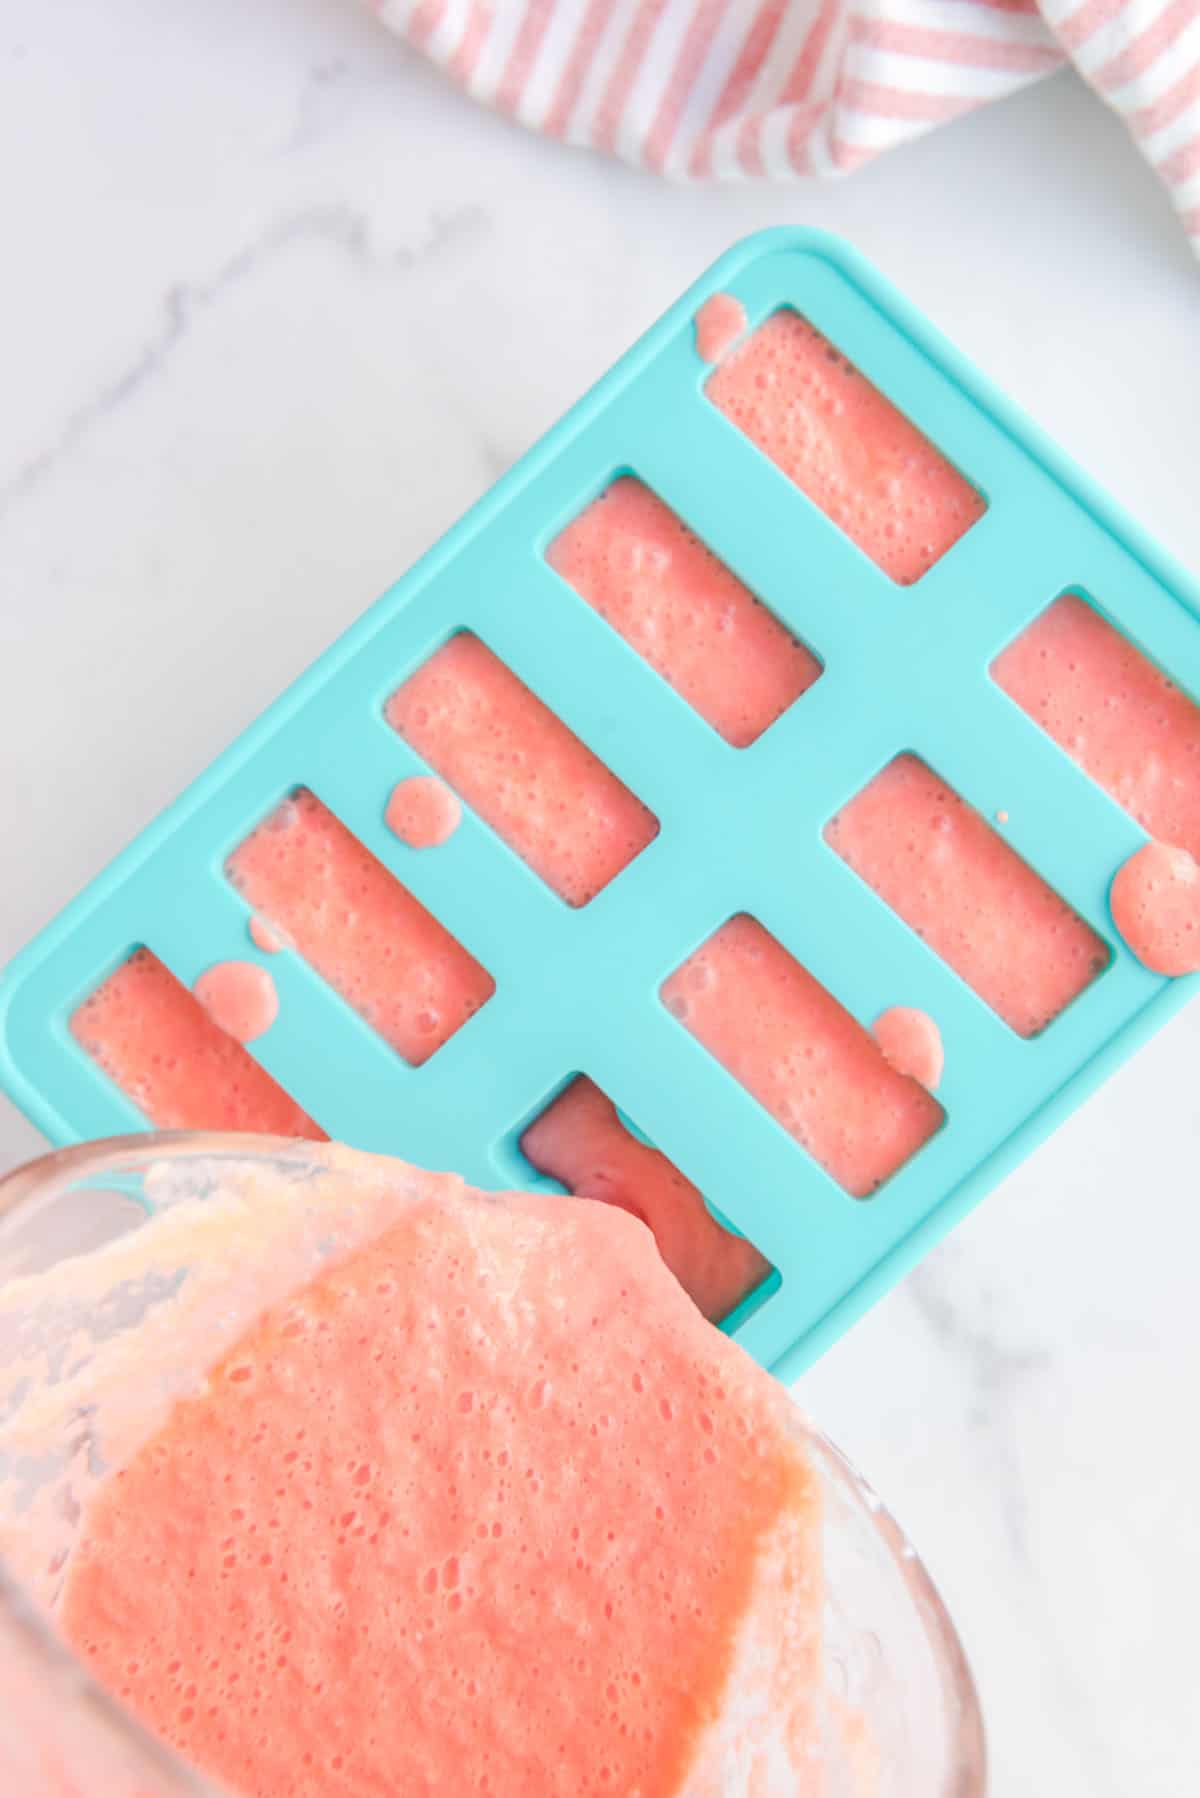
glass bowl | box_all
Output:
[0,1134,987,1797]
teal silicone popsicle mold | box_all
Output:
[2,228,1199,1381]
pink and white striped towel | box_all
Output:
[371,0,1200,251]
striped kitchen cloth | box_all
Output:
[371,0,1200,251]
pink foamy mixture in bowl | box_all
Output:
[0,1137,986,1798]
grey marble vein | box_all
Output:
[0,202,487,523]
[906,1255,1050,1563]
[477,434,518,481]
[284,58,354,152]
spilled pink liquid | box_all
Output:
[193,961,279,1044]
[872,1006,944,1090]
[385,774,463,849]
[694,293,747,364]
[1110,841,1200,975]
[248,915,290,955]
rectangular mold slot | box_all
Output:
[545,475,823,748]
[385,632,660,907]
[992,590,1200,858]
[226,788,495,1066]
[661,915,945,1197]
[70,948,327,1138]
[706,308,985,585]
[518,1072,774,1325]
[825,753,1110,1038]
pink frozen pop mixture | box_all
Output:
[385,775,463,849]
[520,1075,770,1321]
[993,592,1200,859]
[1110,841,1200,975]
[872,1007,944,1090]
[60,1171,824,1798]
[662,916,944,1197]
[994,592,1200,979]
[227,788,495,1065]
[386,633,658,906]
[547,477,821,747]
[70,950,325,1140]
[693,293,747,364]
[826,755,1109,1037]
[193,962,279,1044]
[248,916,290,955]
[707,311,984,585]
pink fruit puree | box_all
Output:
[707,311,984,585]
[547,477,821,747]
[993,592,1200,859]
[227,788,495,1065]
[70,950,325,1140]
[662,916,944,1197]
[826,755,1109,1037]
[60,1174,823,1798]
[386,633,658,906]
[385,775,463,849]
[1110,841,1200,975]
[248,916,290,955]
[693,293,747,364]
[872,1007,944,1090]
[993,591,1200,978]
[193,962,279,1044]
[520,1075,770,1322]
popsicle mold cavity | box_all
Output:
[826,754,1109,1037]
[386,633,659,906]
[227,788,495,1065]
[707,309,985,585]
[661,915,944,1197]
[993,591,1200,858]
[547,476,822,748]
[70,949,324,1139]
[519,1073,771,1322]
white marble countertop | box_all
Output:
[2,4,1199,1793]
